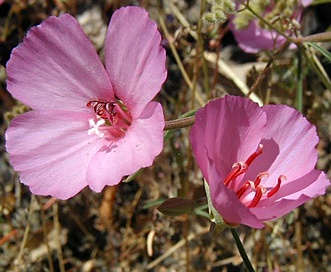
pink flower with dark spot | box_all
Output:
[5,7,167,199]
[190,96,329,228]
[230,0,312,53]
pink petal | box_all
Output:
[207,160,264,228]
[252,170,329,221]
[258,170,329,208]
[190,96,267,184]
[229,20,286,53]
[87,102,164,192]
[252,195,310,222]
[6,14,113,112]
[6,110,102,199]
[105,6,167,118]
[301,0,313,6]
[257,105,319,187]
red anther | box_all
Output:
[224,162,247,186]
[87,97,132,139]
[245,144,263,166]
[253,172,269,187]
[87,99,116,120]
[267,175,286,198]
[247,186,263,208]
[236,181,251,199]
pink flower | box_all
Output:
[5,7,167,199]
[230,0,312,53]
[190,96,329,228]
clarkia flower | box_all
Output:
[5,7,167,199]
[190,96,329,228]
[230,0,312,53]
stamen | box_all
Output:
[245,144,263,166]
[222,143,285,209]
[267,175,286,198]
[253,172,269,187]
[236,172,269,200]
[236,180,252,199]
[224,162,247,186]
[247,186,264,208]
[86,97,132,139]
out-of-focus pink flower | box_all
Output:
[5,7,167,199]
[230,0,312,53]
[190,96,329,228]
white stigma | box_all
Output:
[88,118,105,138]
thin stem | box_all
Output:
[164,116,195,131]
[41,202,55,272]
[191,0,206,109]
[241,2,294,44]
[54,203,65,272]
[158,13,192,90]
[16,195,36,265]
[163,2,205,106]
[230,228,255,272]
[248,40,289,96]
[241,5,331,45]
[295,48,303,112]
[292,32,331,44]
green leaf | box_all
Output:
[307,42,331,63]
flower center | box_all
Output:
[223,144,285,208]
[86,98,132,139]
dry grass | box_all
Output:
[0,1,330,271]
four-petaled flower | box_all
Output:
[5,7,167,199]
[190,96,329,228]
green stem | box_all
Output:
[295,48,303,112]
[230,228,255,272]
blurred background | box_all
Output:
[0,0,330,271]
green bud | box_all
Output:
[158,197,201,216]
[204,0,237,24]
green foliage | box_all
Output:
[307,42,331,63]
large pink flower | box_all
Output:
[230,0,312,53]
[5,7,167,199]
[190,96,329,228]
